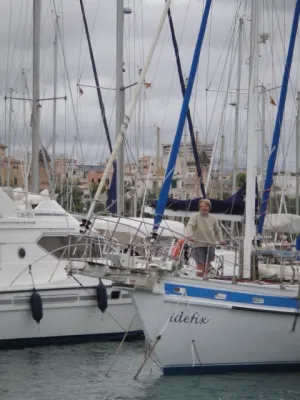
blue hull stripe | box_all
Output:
[163,362,300,375]
[0,330,144,350]
[165,283,297,309]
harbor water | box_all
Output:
[0,341,300,400]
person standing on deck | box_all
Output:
[186,199,226,277]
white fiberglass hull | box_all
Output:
[128,277,300,374]
[0,283,142,348]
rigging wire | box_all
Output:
[52,0,85,166]
[158,0,192,133]
[5,0,13,99]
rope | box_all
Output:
[133,293,184,379]
[133,334,161,380]
[28,265,35,289]
[69,273,129,332]
[105,313,137,377]
[184,292,197,367]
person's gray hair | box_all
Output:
[198,198,211,211]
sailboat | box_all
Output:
[0,189,143,347]
[69,0,300,374]
[0,0,143,348]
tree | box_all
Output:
[216,191,231,200]
[85,200,105,214]
[236,172,246,187]
[90,182,98,199]
[84,182,107,214]
[56,182,84,213]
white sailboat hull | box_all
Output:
[127,277,300,374]
[0,284,142,348]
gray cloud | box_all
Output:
[1,0,299,173]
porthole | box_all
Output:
[18,248,26,259]
[111,291,120,300]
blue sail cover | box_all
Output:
[151,185,246,215]
[150,183,259,217]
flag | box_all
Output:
[79,87,83,96]
[269,95,276,106]
[144,82,151,89]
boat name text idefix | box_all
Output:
[169,311,210,325]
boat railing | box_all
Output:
[83,215,235,277]
[56,217,300,283]
[89,213,185,243]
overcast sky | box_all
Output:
[0,0,299,173]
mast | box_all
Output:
[69,136,77,212]
[32,0,41,193]
[183,118,187,201]
[51,14,59,199]
[84,0,173,224]
[261,86,266,176]
[116,0,125,215]
[219,134,224,200]
[22,70,28,192]
[133,69,142,217]
[258,0,300,234]
[6,88,13,186]
[296,92,300,215]
[232,18,244,196]
[206,134,218,193]
[260,85,280,177]
[156,126,161,198]
[182,121,187,223]
[243,0,260,278]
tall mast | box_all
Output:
[6,88,13,186]
[206,134,218,194]
[32,0,41,193]
[243,0,260,278]
[296,92,300,215]
[182,118,187,201]
[260,84,280,177]
[133,69,142,217]
[261,86,266,176]
[232,18,244,196]
[156,126,161,198]
[182,121,187,223]
[51,14,59,199]
[22,71,28,192]
[219,133,224,200]
[116,0,125,215]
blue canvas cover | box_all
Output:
[150,185,247,216]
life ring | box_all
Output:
[171,238,185,259]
